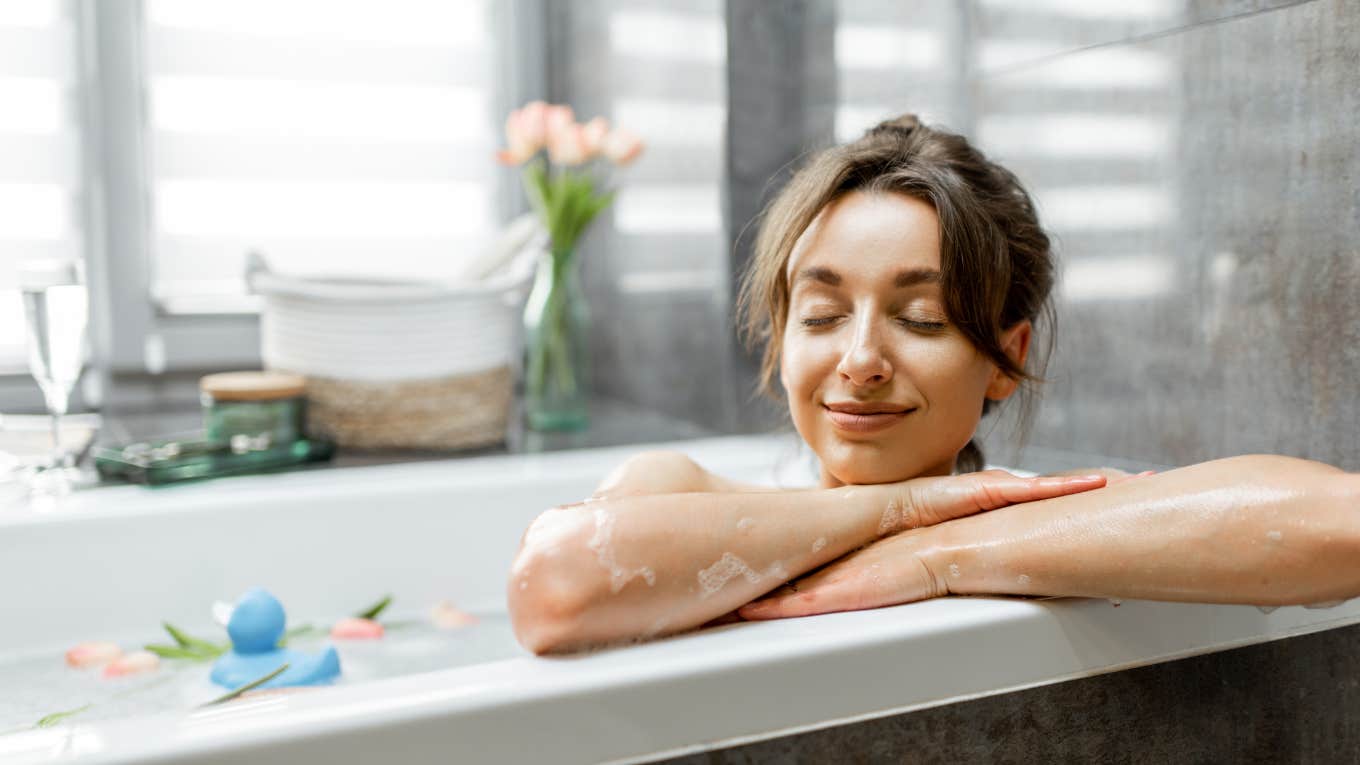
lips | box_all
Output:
[823,403,915,433]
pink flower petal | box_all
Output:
[519,101,549,146]
[544,104,575,139]
[602,128,644,165]
[430,601,479,630]
[330,617,385,640]
[102,650,159,678]
[547,123,590,166]
[65,641,123,668]
[580,117,609,157]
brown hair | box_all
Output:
[736,113,1056,474]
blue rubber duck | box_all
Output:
[210,587,341,689]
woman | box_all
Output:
[507,114,1359,655]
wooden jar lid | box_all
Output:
[200,371,306,402]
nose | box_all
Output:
[836,314,893,387]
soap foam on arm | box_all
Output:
[508,483,901,654]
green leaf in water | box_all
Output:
[163,622,227,656]
[199,663,290,708]
[35,703,92,728]
[354,595,392,621]
[144,643,213,661]
[277,623,320,647]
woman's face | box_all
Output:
[780,190,1030,486]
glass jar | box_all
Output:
[200,371,307,450]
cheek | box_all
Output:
[914,341,993,413]
[780,335,832,433]
[779,333,818,396]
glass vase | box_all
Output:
[522,248,590,431]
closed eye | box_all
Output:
[800,316,946,330]
[800,316,840,327]
[899,318,947,331]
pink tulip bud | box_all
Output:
[547,123,591,166]
[65,641,123,668]
[102,650,159,678]
[543,104,575,141]
[330,617,384,640]
[601,128,644,165]
[430,601,479,630]
[519,101,549,147]
[498,103,550,166]
[580,117,609,157]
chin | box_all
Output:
[824,458,918,486]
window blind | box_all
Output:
[605,3,727,296]
[971,0,1179,302]
[142,0,502,313]
[0,0,82,369]
[833,0,965,144]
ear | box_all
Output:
[985,319,1032,401]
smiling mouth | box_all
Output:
[823,405,916,433]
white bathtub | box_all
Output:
[3,433,1359,764]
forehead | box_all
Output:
[786,190,941,281]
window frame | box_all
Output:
[0,0,548,390]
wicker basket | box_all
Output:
[246,251,534,451]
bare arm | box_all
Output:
[508,456,1108,653]
[508,481,898,654]
[940,455,1359,605]
[739,455,1360,619]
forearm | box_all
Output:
[509,484,900,652]
[928,455,1360,605]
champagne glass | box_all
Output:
[19,258,89,494]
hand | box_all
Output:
[875,469,1110,534]
[736,469,1116,620]
[737,529,942,619]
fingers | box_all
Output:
[738,548,943,620]
[971,472,1108,510]
[911,472,1106,527]
[739,580,843,619]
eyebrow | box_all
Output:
[794,266,941,288]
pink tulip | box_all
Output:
[580,117,609,156]
[497,101,551,166]
[601,128,644,165]
[102,650,159,678]
[518,101,549,147]
[330,617,384,640]
[543,104,575,141]
[430,601,479,630]
[65,641,122,668]
[547,122,591,166]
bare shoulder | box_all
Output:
[594,450,773,497]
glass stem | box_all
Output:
[50,410,64,469]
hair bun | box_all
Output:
[869,113,923,139]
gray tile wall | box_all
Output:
[973,0,1360,472]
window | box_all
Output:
[0,0,85,372]
[0,0,520,380]
[141,0,503,314]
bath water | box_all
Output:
[0,613,518,735]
